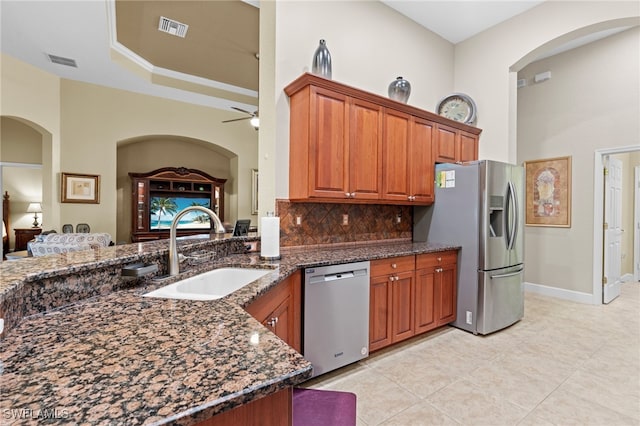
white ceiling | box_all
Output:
[381,0,545,44]
[0,0,625,113]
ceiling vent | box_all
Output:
[47,54,77,68]
[158,16,188,38]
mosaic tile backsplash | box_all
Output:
[276,199,413,247]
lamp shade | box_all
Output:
[27,203,42,213]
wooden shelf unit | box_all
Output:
[129,167,226,242]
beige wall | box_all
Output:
[1,56,258,241]
[117,138,233,243]
[454,1,639,163]
[272,0,455,199]
[517,27,640,294]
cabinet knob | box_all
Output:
[345,192,350,198]
[391,263,397,269]
[267,317,278,327]
[437,257,442,262]
[436,267,443,273]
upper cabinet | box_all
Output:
[285,73,481,205]
[433,123,479,164]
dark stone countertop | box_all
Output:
[0,239,458,425]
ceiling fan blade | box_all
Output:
[222,117,251,123]
[231,106,254,116]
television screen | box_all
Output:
[150,196,212,230]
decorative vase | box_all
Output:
[388,76,411,103]
[311,39,332,79]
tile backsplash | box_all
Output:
[276,199,412,247]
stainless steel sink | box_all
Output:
[143,267,272,300]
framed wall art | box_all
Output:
[61,173,100,204]
[524,156,571,227]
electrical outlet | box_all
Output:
[295,216,302,226]
[342,214,349,225]
[466,311,472,325]
[396,213,402,224]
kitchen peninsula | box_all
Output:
[0,237,458,425]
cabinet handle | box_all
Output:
[391,263,397,269]
[351,192,356,198]
[345,192,350,198]
[267,317,278,327]
[436,267,443,273]
[389,276,395,282]
[437,257,442,262]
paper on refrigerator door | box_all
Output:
[437,170,456,188]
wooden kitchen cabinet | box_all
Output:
[369,256,416,351]
[382,113,435,203]
[370,251,458,352]
[434,124,479,164]
[245,271,302,352]
[416,250,458,330]
[285,73,480,206]
[288,85,382,201]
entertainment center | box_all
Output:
[129,167,226,242]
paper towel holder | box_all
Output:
[259,254,281,261]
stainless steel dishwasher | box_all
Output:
[303,261,370,377]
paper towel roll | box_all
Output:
[260,215,280,260]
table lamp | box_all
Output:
[27,203,42,227]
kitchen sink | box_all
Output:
[143,267,272,300]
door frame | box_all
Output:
[592,145,640,304]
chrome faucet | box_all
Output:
[168,206,226,276]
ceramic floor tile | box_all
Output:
[527,387,639,425]
[378,400,460,425]
[313,367,420,425]
[305,282,640,426]
[558,369,640,420]
[426,378,529,424]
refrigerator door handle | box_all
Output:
[490,267,524,279]
[507,181,518,251]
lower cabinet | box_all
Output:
[370,251,458,352]
[245,270,302,353]
[196,387,292,426]
[369,255,415,352]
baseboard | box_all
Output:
[621,273,635,283]
[524,281,594,304]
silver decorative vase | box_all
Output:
[388,76,411,103]
[312,39,332,79]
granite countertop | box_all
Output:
[0,239,458,425]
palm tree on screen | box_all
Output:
[150,198,178,229]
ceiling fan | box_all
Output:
[222,107,259,130]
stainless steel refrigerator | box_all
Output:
[413,160,524,335]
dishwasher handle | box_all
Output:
[307,267,369,285]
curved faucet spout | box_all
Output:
[169,206,225,276]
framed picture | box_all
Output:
[251,169,259,215]
[61,173,100,204]
[524,156,571,227]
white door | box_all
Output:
[603,157,623,303]
[635,166,640,282]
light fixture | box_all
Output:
[250,116,260,130]
[27,203,42,228]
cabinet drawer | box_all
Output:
[416,250,457,269]
[371,255,415,276]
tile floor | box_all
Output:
[303,282,640,425]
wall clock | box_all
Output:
[436,93,477,125]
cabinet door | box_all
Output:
[245,272,301,352]
[263,298,290,343]
[349,98,383,200]
[391,270,415,343]
[381,109,411,202]
[308,87,350,198]
[369,274,392,352]
[437,263,457,325]
[434,124,457,163]
[414,267,437,334]
[409,118,435,203]
[458,131,478,163]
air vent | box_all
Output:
[47,54,77,68]
[158,16,188,38]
